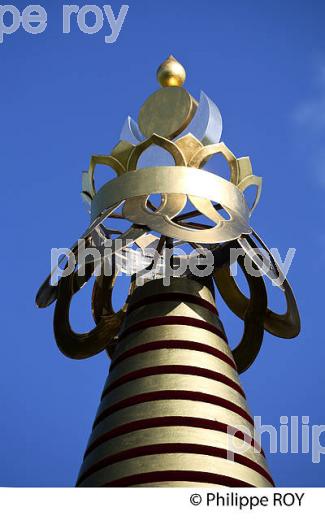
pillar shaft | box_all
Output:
[77,277,273,487]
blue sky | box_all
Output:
[0,0,324,486]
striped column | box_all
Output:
[77,276,273,487]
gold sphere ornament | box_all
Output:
[157,55,186,87]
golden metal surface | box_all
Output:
[81,278,266,487]
[189,142,239,184]
[91,166,251,243]
[174,134,204,164]
[123,301,223,330]
[79,453,272,487]
[89,399,256,447]
[81,427,268,476]
[156,55,186,87]
[109,140,135,171]
[128,276,216,306]
[114,324,232,362]
[98,374,249,414]
[108,350,239,388]
[138,87,196,139]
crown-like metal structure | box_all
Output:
[37,56,300,487]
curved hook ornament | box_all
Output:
[53,262,128,359]
[214,255,268,374]
[214,233,301,341]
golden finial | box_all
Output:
[157,55,186,87]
